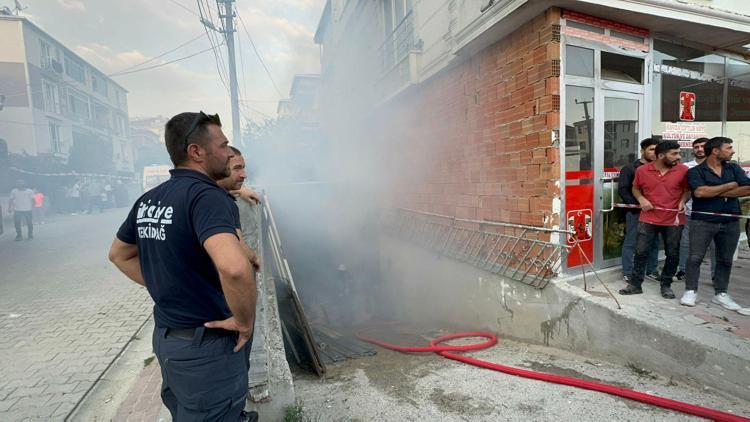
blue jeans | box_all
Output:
[153,327,250,421]
[678,217,716,277]
[685,219,740,294]
[629,222,682,288]
[622,211,658,276]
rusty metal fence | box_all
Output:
[382,208,575,289]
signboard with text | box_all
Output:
[662,122,707,148]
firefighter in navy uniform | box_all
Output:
[109,112,258,421]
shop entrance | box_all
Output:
[563,42,648,270]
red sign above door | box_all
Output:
[679,91,696,121]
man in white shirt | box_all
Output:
[9,179,35,241]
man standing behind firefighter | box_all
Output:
[619,140,690,299]
[618,138,660,283]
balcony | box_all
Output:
[377,10,420,100]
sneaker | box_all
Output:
[680,290,697,307]
[619,284,643,295]
[15,236,22,241]
[672,270,686,282]
[712,293,741,311]
[645,271,661,282]
[660,285,676,299]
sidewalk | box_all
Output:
[561,242,750,401]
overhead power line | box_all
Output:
[108,33,207,76]
[109,44,222,77]
[166,0,200,17]
[236,11,284,98]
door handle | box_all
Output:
[601,177,615,213]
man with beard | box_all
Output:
[681,137,750,311]
[217,146,261,267]
[108,112,257,421]
[618,138,660,283]
[675,138,714,282]
[619,140,690,299]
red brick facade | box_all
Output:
[375,9,562,229]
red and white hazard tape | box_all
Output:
[615,203,750,220]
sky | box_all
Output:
[17,0,326,138]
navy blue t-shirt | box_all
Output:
[688,161,750,223]
[117,169,239,328]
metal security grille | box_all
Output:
[383,208,572,289]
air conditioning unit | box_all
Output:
[51,60,63,74]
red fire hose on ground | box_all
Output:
[356,331,750,422]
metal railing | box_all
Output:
[260,193,326,375]
[382,208,574,289]
[378,10,416,95]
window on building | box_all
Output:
[49,121,62,153]
[40,40,52,70]
[42,79,60,114]
[726,58,750,163]
[67,88,90,120]
[601,52,643,84]
[91,72,108,97]
[64,54,86,84]
[382,0,414,72]
[565,45,594,78]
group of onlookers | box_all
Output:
[618,136,749,314]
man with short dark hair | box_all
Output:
[9,179,34,241]
[675,137,714,281]
[618,138,660,283]
[681,137,750,311]
[620,140,690,299]
[217,146,260,268]
[109,111,258,421]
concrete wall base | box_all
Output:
[377,234,750,402]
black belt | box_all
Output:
[165,327,236,340]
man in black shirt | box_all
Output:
[109,112,257,421]
[618,138,660,282]
[682,137,750,311]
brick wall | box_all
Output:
[375,9,562,230]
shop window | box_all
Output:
[601,52,643,84]
[565,85,594,175]
[566,45,594,78]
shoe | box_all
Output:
[712,293,741,311]
[672,270,686,282]
[15,236,22,241]
[645,271,661,282]
[680,290,697,306]
[619,284,643,295]
[660,285,676,299]
[27,236,33,240]
[240,410,259,422]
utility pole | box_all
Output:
[217,0,241,147]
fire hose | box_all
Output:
[357,331,750,421]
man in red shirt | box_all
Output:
[619,140,690,299]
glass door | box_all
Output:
[598,92,642,268]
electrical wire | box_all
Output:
[166,0,200,17]
[197,0,230,93]
[236,11,284,97]
[109,44,222,77]
[107,33,207,76]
